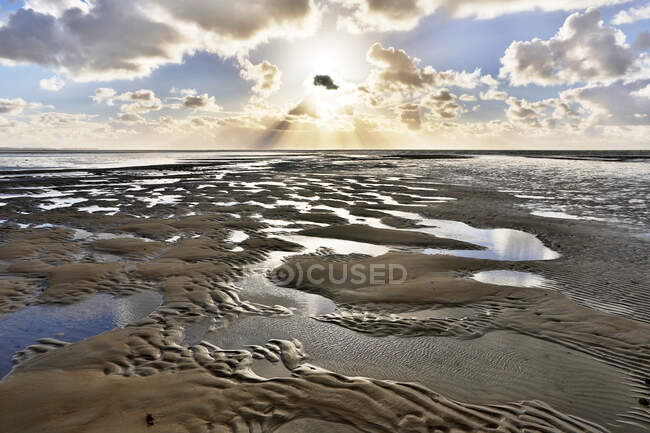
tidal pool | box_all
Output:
[472,270,552,288]
[383,210,559,261]
[0,291,162,378]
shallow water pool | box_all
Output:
[0,291,162,378]
[383,210,559,261]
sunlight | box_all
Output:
[281,30,369,87]
[1,1,648,431]
[306,34,366,80]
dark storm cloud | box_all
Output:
[313,75,339,90]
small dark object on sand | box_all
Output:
[146,414,155,426]
[639,398,650,407]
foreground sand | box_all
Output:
[0,156,648,432]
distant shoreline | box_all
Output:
[1,148,649,156]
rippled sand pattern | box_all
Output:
[0,152,648,432]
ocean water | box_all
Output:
[0,151,306,171]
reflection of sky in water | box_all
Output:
[0,291,162,378]
[277,234,390,257]
[137,194,182,208]
[383,210,559,261]
[267,206,557,262]
[228,230,249,243]
[236,274,335,317]
[78,205,120,214]
[311,205,380,225]
[472,270,550,288]
[530,210,606,222]
[39,196,88,210]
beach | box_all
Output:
[0,151,648,433]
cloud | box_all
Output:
[39,76,65,92]
[359,43,491,127]
[182,93,222,111]
[127,90,156,101]
[500,9,640,86]
[634,32,650,51]
[92,88,117,105]
[0,98,29,115]
[313,75,339,90]
[480,74,500,88]
[612,3,650,25]
[114,112,146,124]
[505,97,554,128]
[332,0,631,33]
[119,91,162,114]
[154,0,322,55]
[422,89,463,119]
[548,98,583,121]
[0,98,48,115]
[288,99,320,118]
[0,0,321,81]
[23,0,91,17]
[0,117,19,130]
[93,87,222,114]
[398,103,421,130]
[33,112,96,126]
[442,0,632,20]
[333,0,437,33]
[459,94,477,102]
[480,88,508,100]
[634,83,650,98]
[0,110,130,147]
[92,88,163,113]
[366,42,481,94]
[499,78,650,134]
[170,88,199,96]
[239,58,282,97]
[561,78,650,125]
[1,2,646,148]
[0,3,184,81]
[367,43,431,90]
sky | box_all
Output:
[0,0,648,150]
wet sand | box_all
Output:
[298,224,484,250]
[0,154,648,432]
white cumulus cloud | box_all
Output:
[366,42,481,93]
[181,93,222,112]
[92,88,163,113]
[39,76,65,92]
[0,98,49,115]
[239,58,282,98]
[612,3,650,25]
[561,79,650,125]
[500,9,640,86]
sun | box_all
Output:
[279,29,371,87]
[306,35,366,82]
